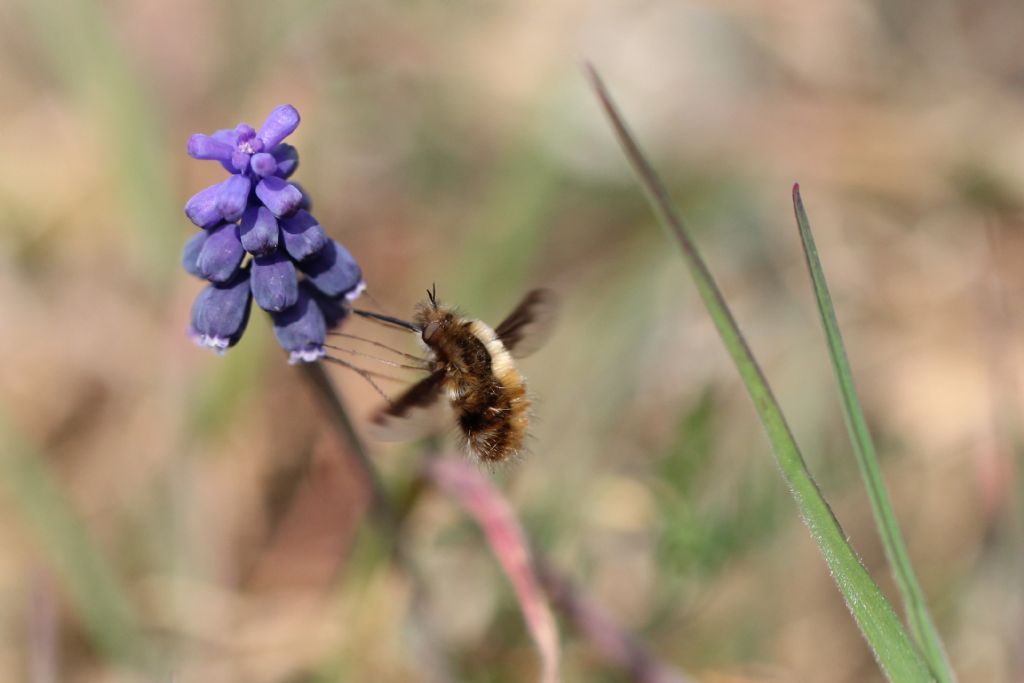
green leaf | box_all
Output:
[585,64,933,682]
[792,186,956,683]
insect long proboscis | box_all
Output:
[352,308,420,333]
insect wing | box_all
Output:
[494,289,559,358]
[368,369,449,441]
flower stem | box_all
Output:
[299,361,396,535]
[299,361,456,683]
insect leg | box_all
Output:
[326,332,425,363]
[323,344,429,371]
[321,355,396,404]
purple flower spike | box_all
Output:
[190,268,253,352]
[196,223,245,283]
[271,284,326,364]
[182,104,363,359]
[231,151,251,173]
[258,105,300,149]
[300,240,363,297]
[239,206,279,256]
[250,152,277,177]
[234,124,260,151]
[279,209,328,261]
[210,129,241,173]
[252,251,299,312]
[184,184,223,228]
[216,174,252,222]
[188,134,234,162]
[345,279,367,302]
[212,128,239,145]
[181,231,209,277]
[271,144,299,179]
[310,288,351,328]
[291,181,313,211]
[256,176,302,217]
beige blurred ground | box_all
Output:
[1,1,1023,681]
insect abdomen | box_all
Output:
[457,379,529,462]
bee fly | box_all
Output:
[341,286,558,463]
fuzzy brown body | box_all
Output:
[414,301,530,462]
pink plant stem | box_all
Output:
[425,458,560,683]
[29,570,58,683]
[536,561,693,683]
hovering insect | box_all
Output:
[349,286,558,463]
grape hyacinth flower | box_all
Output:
[182,105,365,363]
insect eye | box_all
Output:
[422,321,440,343]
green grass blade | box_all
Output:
[585,65,933,682]
[0,415,151,671]
[792,186,956,683]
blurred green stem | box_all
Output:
[792,186,956,683]
[0,415,152,672]
[586,65,932,681]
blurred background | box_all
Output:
[2,0,1023,681]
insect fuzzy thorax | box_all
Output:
[360,288,557,464]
